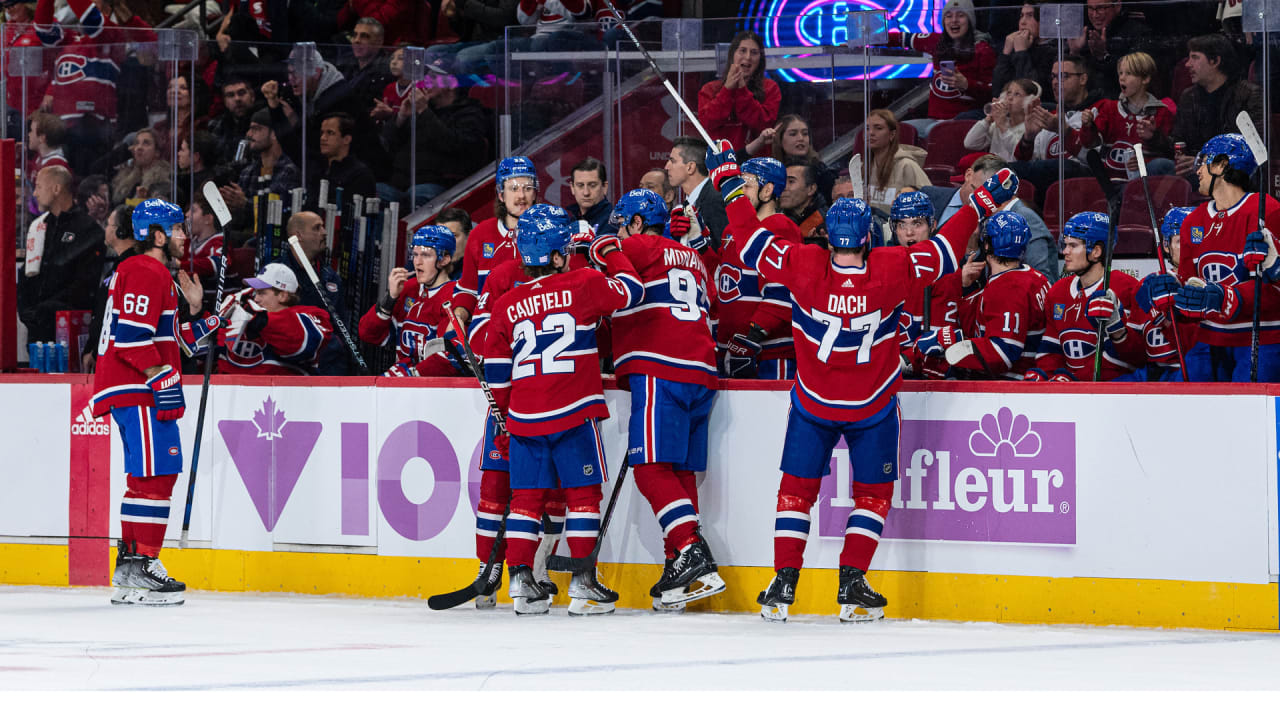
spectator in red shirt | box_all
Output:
[338,0,413,44]
[900,0,995,137]
[371,47,412,127]
[698,30,780,151]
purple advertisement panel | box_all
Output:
[818,407,1076,545]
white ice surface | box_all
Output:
[2,586,1280,691]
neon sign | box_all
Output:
[738,0,939,82]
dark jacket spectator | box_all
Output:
[19,166,105,342]
[381,84,490,192]
[992,4,1055,105]
[335,18,396,117]
[1067,0,1154,98]
[308,113,378,205]
[1171,34,1264,156]
[446,0,519,44]
[283,211,352,375]
[85,205,139,372]
[698,30,780,151]
[264,45,371,179]
[208,78,261,162]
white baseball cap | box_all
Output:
[245,263,299,293]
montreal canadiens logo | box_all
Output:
[717,265,743,302]
[1197,251,1244,285]
[56,54,88,81]
[932,73,962,100]
[1106,142,1134,171]
[1059,328,1098,360]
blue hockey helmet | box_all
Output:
[410,224,457,257]
[516,203,572,266]
[1062,211,1112,252]
[741,157,787,200]
[1195,133,1257,176]
[825,198,874,249]
[496,155,538,192]
[982,211,1031,259]
[1159,206,1195,247]
[131,198,185,245]
[890,191,935,226]
[609,188,669,229]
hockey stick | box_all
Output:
[849,153,864,200]
[427,309,511,610]
[1086,149,1120,381]
[546,456,631,573]
[1237,111,1268,383]
[1132,144,1190,381]
[597,0,714,147]
[180,182,232,548]
[286,236,371,374]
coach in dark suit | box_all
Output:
[664,136,729,249]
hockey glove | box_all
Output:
[384,362,419,378]
[723,325,765,378]
[1175,278,1237,322]
[147,365,186,421]
[969,168,1019,219]
[916,326,963,358]
[667,206,691,240]
[1136,273,1179,314]
[240,295,270,339]
[1023,368,1049,382]
[1049,369,1076,382]
[570,220,596,256]
[1086,289,1126,337]
[589,234,622,268]
[1243,229,1280,282]
[178,314,226,356]
[706,140,745,202]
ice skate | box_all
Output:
[113,553,185,607]
[473,561,503,610]
[758,567,799,623]
[650,557,685,612]
[837,566,886,623]
[656,536,725,608]
[567,568,618,616]
[532,531,561,599]
[507,565,550,615]
[109,540,141,605]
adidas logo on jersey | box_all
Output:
[842,279,855,288]
[71,405,111,436]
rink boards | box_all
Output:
[0,375,1277,630]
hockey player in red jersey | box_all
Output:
[1026,211,1147,381]
[706,140,997,622]
[892,190,983,378]
[919,211,1050,379]
[1169,134,1280,381]
[482,203,645,615]
[358,225,458,377]
[1134,206,1198,381]
[604,188,725,611]
[92,199,222,606]
[715,156,801,379]
[216,264,334,375]
[451,156,538,334]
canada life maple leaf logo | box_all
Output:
[219,396,322,531]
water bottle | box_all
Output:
[27,342,45,372]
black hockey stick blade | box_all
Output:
[427,583,481,611]
[546,458,631,573]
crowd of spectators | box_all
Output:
[8,0,1277,384]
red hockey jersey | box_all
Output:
[92,254,187,416]
[896,33,995,120]
[1035,271,1147,380]
[358,279,457,374]
[1178,193,1280,347]
[611,233,718,390]
[483,255,643,436]
[34,0,157,121]
[715,212,800,363]
[728,195,977,423]
[953,264,1050,378]
[1074,96,1174,183]
[454,217,518,324]
[381,80,412,118]
[217,290,333,375]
